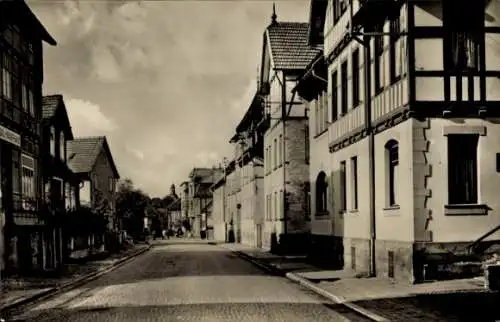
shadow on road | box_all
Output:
[11,302,370,322]
[353,290,500,322]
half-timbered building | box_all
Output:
[0,0,56,275]
[325,0,500,282]
[259,8,321,253]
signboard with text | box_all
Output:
[0,125,21,147]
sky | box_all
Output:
[27,0,309,197]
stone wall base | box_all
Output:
[308,234,344,269]
[277,232,310,255]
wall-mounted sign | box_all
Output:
[0,125,21,147]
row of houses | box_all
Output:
[0,0,120,276]
[190,0,500,283]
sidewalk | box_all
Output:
[0,244,151,316]
[219,243,500,322]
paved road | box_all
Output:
[10,241,371,322]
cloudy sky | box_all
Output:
[28,0,309,197]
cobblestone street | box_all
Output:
[8,241,370,322]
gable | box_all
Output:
[266,22,321,71]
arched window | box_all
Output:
[385,140,399,206]
[315,171,328,214]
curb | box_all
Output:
[1,245,151,315]
[223,245,388,322]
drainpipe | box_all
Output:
[282,76,289,244]
[363,31,376,278]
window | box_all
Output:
[65,183,74,209]
[280,190,284,219]
[305,123,310,163]
[448,134,478,204]
[341,60,348,115]
[274,191,278,220]
[385,140,399,206]
[51,178,63,208]
[445,1,482,72]
[22,155,35,210]
[108,177,115,192]
[390,16,401,83]
[451,33,479,71]
[273,138,277,169]
[316,92,328,134]
[351,156,358,210]
[59,131,66,161]
[12,150,21,199]
[49,126,56,156]
[331,71,338,121]
[11,58,21,107]
[374,25,384,93]
[333,0,347,23]
[340,161,346,211]
[1,55,12,101]
[352,49,360,107]
[315,171,328,214]
[265,147,268,173]
[278,134,283,166]
[21,84,29,113]
[266,194,270,221]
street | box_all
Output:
[9,241,371,322]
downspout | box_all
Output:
[282,73,289,242]
[364,31,376,278]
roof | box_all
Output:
[67,136,120,178]
[41,95,60,119]
[189,168,223,184]
[42,94,74,139]
[1,0,56,45]
[266,21,322,70]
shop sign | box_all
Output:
[0,125,21,147]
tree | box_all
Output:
[116,178,149,238]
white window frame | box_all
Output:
[49,126,56,156]
[21,154,35,210]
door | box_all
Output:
[256,224,262,248]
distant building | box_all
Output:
[181,168,223,237]
[67,136,120,252]
[41,94,81,269]
[258,8,319,253]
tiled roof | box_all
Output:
[67,136,104,174]
[42,94,62,119]
[267,22,322,70]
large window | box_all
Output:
[315,171,328,214]
[448,134,478,204]
[385,140,399,206]
[315,91,328,134]
[21,154,35,210]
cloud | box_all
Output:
[65,98,117,136]
[29,0,309,196]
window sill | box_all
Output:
[444,204,489,216]
[383,205,401,216]
[313,128,328,139]
[349,209,359,214]
[315,211,329,218]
